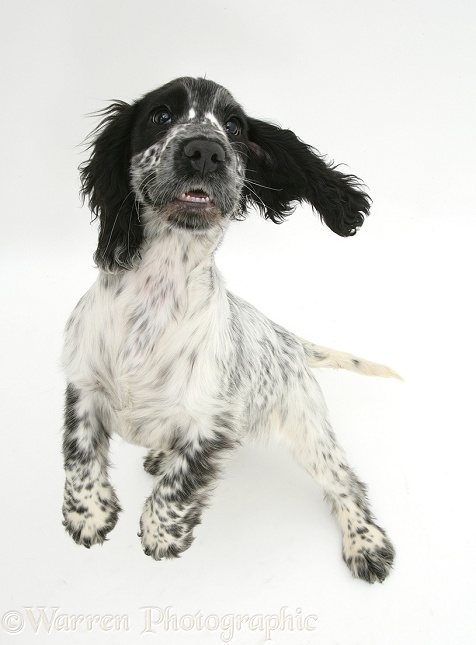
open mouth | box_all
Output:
[176,190,213,205]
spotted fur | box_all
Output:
[62,77,396,582]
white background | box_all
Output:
[1,1,475,643]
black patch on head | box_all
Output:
[131,80,190,156]
[80,76,371,273]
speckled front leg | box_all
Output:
[62,384,121,548]
[139,430,237,560]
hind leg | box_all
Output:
[275,372,395,583]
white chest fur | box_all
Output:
[63,227,232,447]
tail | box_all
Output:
[299,338,402,380]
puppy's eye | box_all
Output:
[225,118,241,136]
[151,108,172,125]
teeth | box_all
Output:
[179,192,211,203]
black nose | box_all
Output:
[183,139,225,175]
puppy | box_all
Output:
[62,77,397,583]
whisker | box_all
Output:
[244,178,282,192]
[243,181,268,212]
[138,173,156,197]
[101,173,157,263]
[101,196,131,263]
[229,141,249,153]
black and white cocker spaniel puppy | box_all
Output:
[62,77,398,583]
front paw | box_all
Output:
[343,523,395,583]
[62,478,121,548]
[139,497,194,560]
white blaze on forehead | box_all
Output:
[204,112,221,127]
[188,107,196,120]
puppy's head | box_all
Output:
[81,77,371,272]
[129,77,248,236]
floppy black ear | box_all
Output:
[244,118,371,236]
[80,101,142,272]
